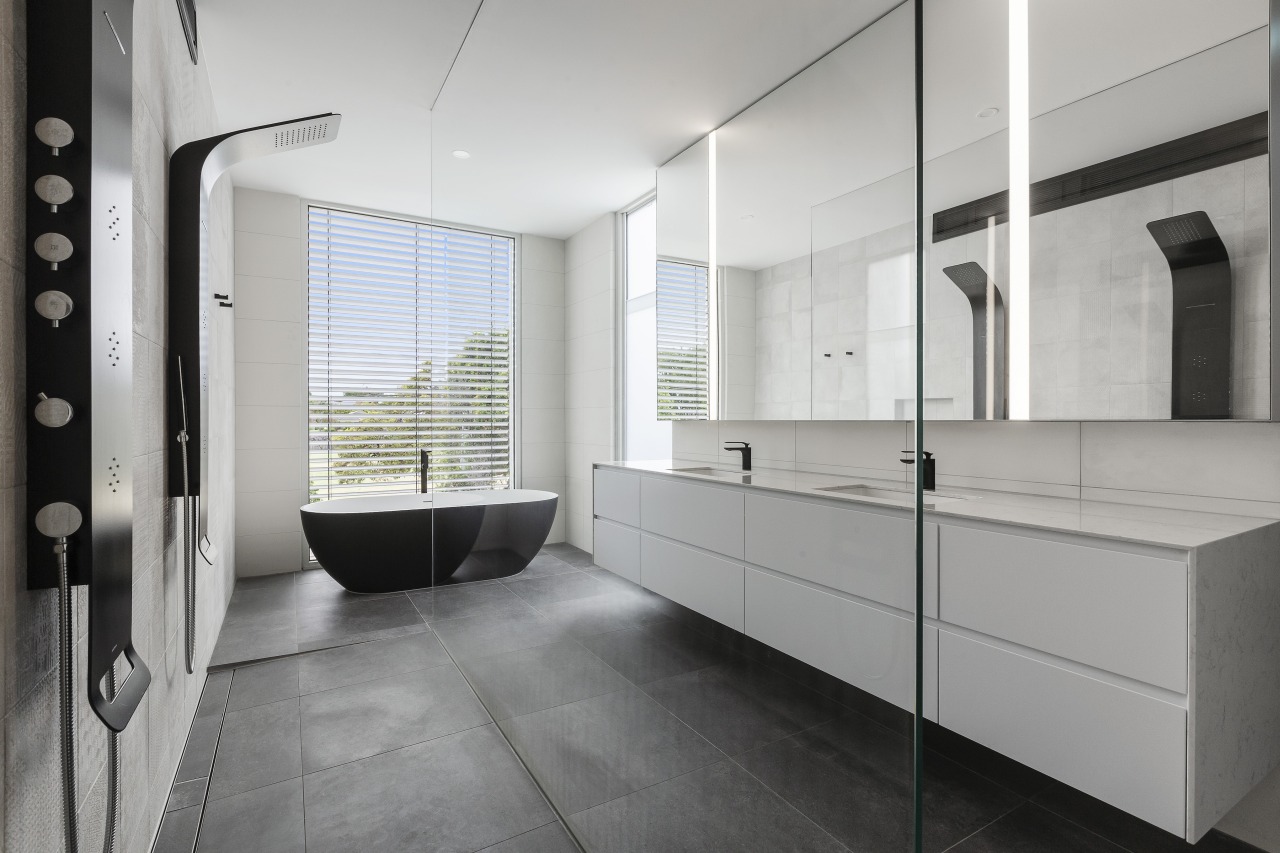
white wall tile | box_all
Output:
[522,338,566,377]
[566,214,614,272]
[521,267,566,307]
[234,231,301,281]
[919,421,1081,489]
[236,448,302,494]
[521,449,567,481]
[234,188,300,239]
[234,274,302,323]
[522,235,566,275]
[235,406,303,450]
[521,372,567,410]
[522,408,567,445]
[672,420,719,459]
[714,421,797,469]
[236,319,302,365]
[235,362,302,407]
[234,490,303,537]
[566,285,612,338]
[235,532,303,576]
[795,420,906,474]
[522,302,565,341]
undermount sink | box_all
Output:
[669,466,751,481]
[814,483,968,507]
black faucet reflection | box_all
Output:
[724,441,752,472]
[900,450,935,491]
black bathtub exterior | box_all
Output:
[300,490,559,593]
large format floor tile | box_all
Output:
[947,802,1127,853]
[299,663,489,772]
[303,724,555,853]
[569,760,848,853]
[227,657,301,712]
[295,593,427,646]
[297,631,452,695]
[460,640,630,720]
[504,571,616,608]
[578,622,740,685]
[408,582,539,624]
[498,687,723,814]
[533,589,672,638]
[641,659,843,755]
[476,821,580,852]
[207,698,303,801]
[196,777,305,853]
[432,609,570,661]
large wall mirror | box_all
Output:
[656,0,1272,421]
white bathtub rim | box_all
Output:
[301,489,559,514]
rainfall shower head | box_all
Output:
[1146,210,1228,268]
[942,261,993,300]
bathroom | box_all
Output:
[4,0,1280,851]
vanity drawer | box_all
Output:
[594,518,641,584]
[594,467,641,526]
[939,631,1186,836]
[939,525,1187,692]
[745,568,937,719]
[640,476,745,558]
[746,493,937,616]
[642,534,744,631]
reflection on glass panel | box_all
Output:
[623,198,670,459]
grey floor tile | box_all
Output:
[498,686,722,814]
[947,802,1126,853]
[504,572,614,608]
[208,617,297,668]
[226,657,300,712]
[296,621,431,653]
[195,671,232,719]
[432,609,570,661]
[578,622,739,685]
[508,554,583,580]
[207,697,302,801]
[541,543,595,568]
[477,821,580,853]
[294,574,402,609]
[233,573,299,592]
[196,777,305,853]
[569,760,847,852]
[298,631,452,694]
[641,659,843,755]
[152,805,201,853]
[461,640,629,720]
[299,663,489,772]
[408,582,538,624]
[1031,781,1235,853]
[735,715,1022,853]
[534,589,673,638]
[225,582,296,620]
[295,568,333,585]
[304,724,554,853]
[166,776,208,812]
[175,716,222,783]
[296,593,425,645]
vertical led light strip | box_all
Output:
[1008,0,1030,419]
[707,131,720,419]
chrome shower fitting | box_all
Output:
[34,116,74,155]
[34,290,74,326]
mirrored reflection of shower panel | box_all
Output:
[943,262,1006,419]
[1146,211,1232,419]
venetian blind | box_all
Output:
[307,206,513,501]
[656,259,710,420]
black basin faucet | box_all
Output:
[900,450,935,491]
[724,441,752,471]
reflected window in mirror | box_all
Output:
[622,197,672,460]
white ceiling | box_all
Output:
[198,0,902,238]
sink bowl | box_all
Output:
[814,484,967,508]
[669,466,752,481]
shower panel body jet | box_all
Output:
[1146,211,1232,419]
[942,262,1006,419]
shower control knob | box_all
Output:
[34,233,73,270]
[34,175,73,212]
[34,118,74,156]
[34,393,73,428]
[35,502,83,539]
[34,290,73,326]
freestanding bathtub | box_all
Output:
[300,489,558,593]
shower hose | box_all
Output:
[180,428,195,675]
[57,539,120,853]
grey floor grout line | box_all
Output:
[937,800,1027,853]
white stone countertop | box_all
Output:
[595,459,1278,551]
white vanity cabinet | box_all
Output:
[592,462,1280,842]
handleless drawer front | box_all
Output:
[640,477,745,559]
[594,518,641,584]
[746,494,937,616]
[594,468,641,526]
[939,632,1186,836]
[641,535,745,631]
[745,568,936,717]
[939,526,1188,693]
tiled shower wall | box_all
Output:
[232,189,568,575]
[1,1,237,852]
[752,156,1271,422]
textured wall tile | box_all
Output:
[4,672,59,853]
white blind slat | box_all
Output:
[656,259,709,421]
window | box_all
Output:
[622,198,670,459]
[655,258,710,420]
[307,206,514,501]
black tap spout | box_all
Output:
[724,442,752,472]
[900,450,935,491]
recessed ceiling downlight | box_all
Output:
[452,149,471,159]
[977,107,1000,119]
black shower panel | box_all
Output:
[1146,212,1232,419]
[166,114,341,557]
[25,0,150,732]
[942,262,1006,420]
